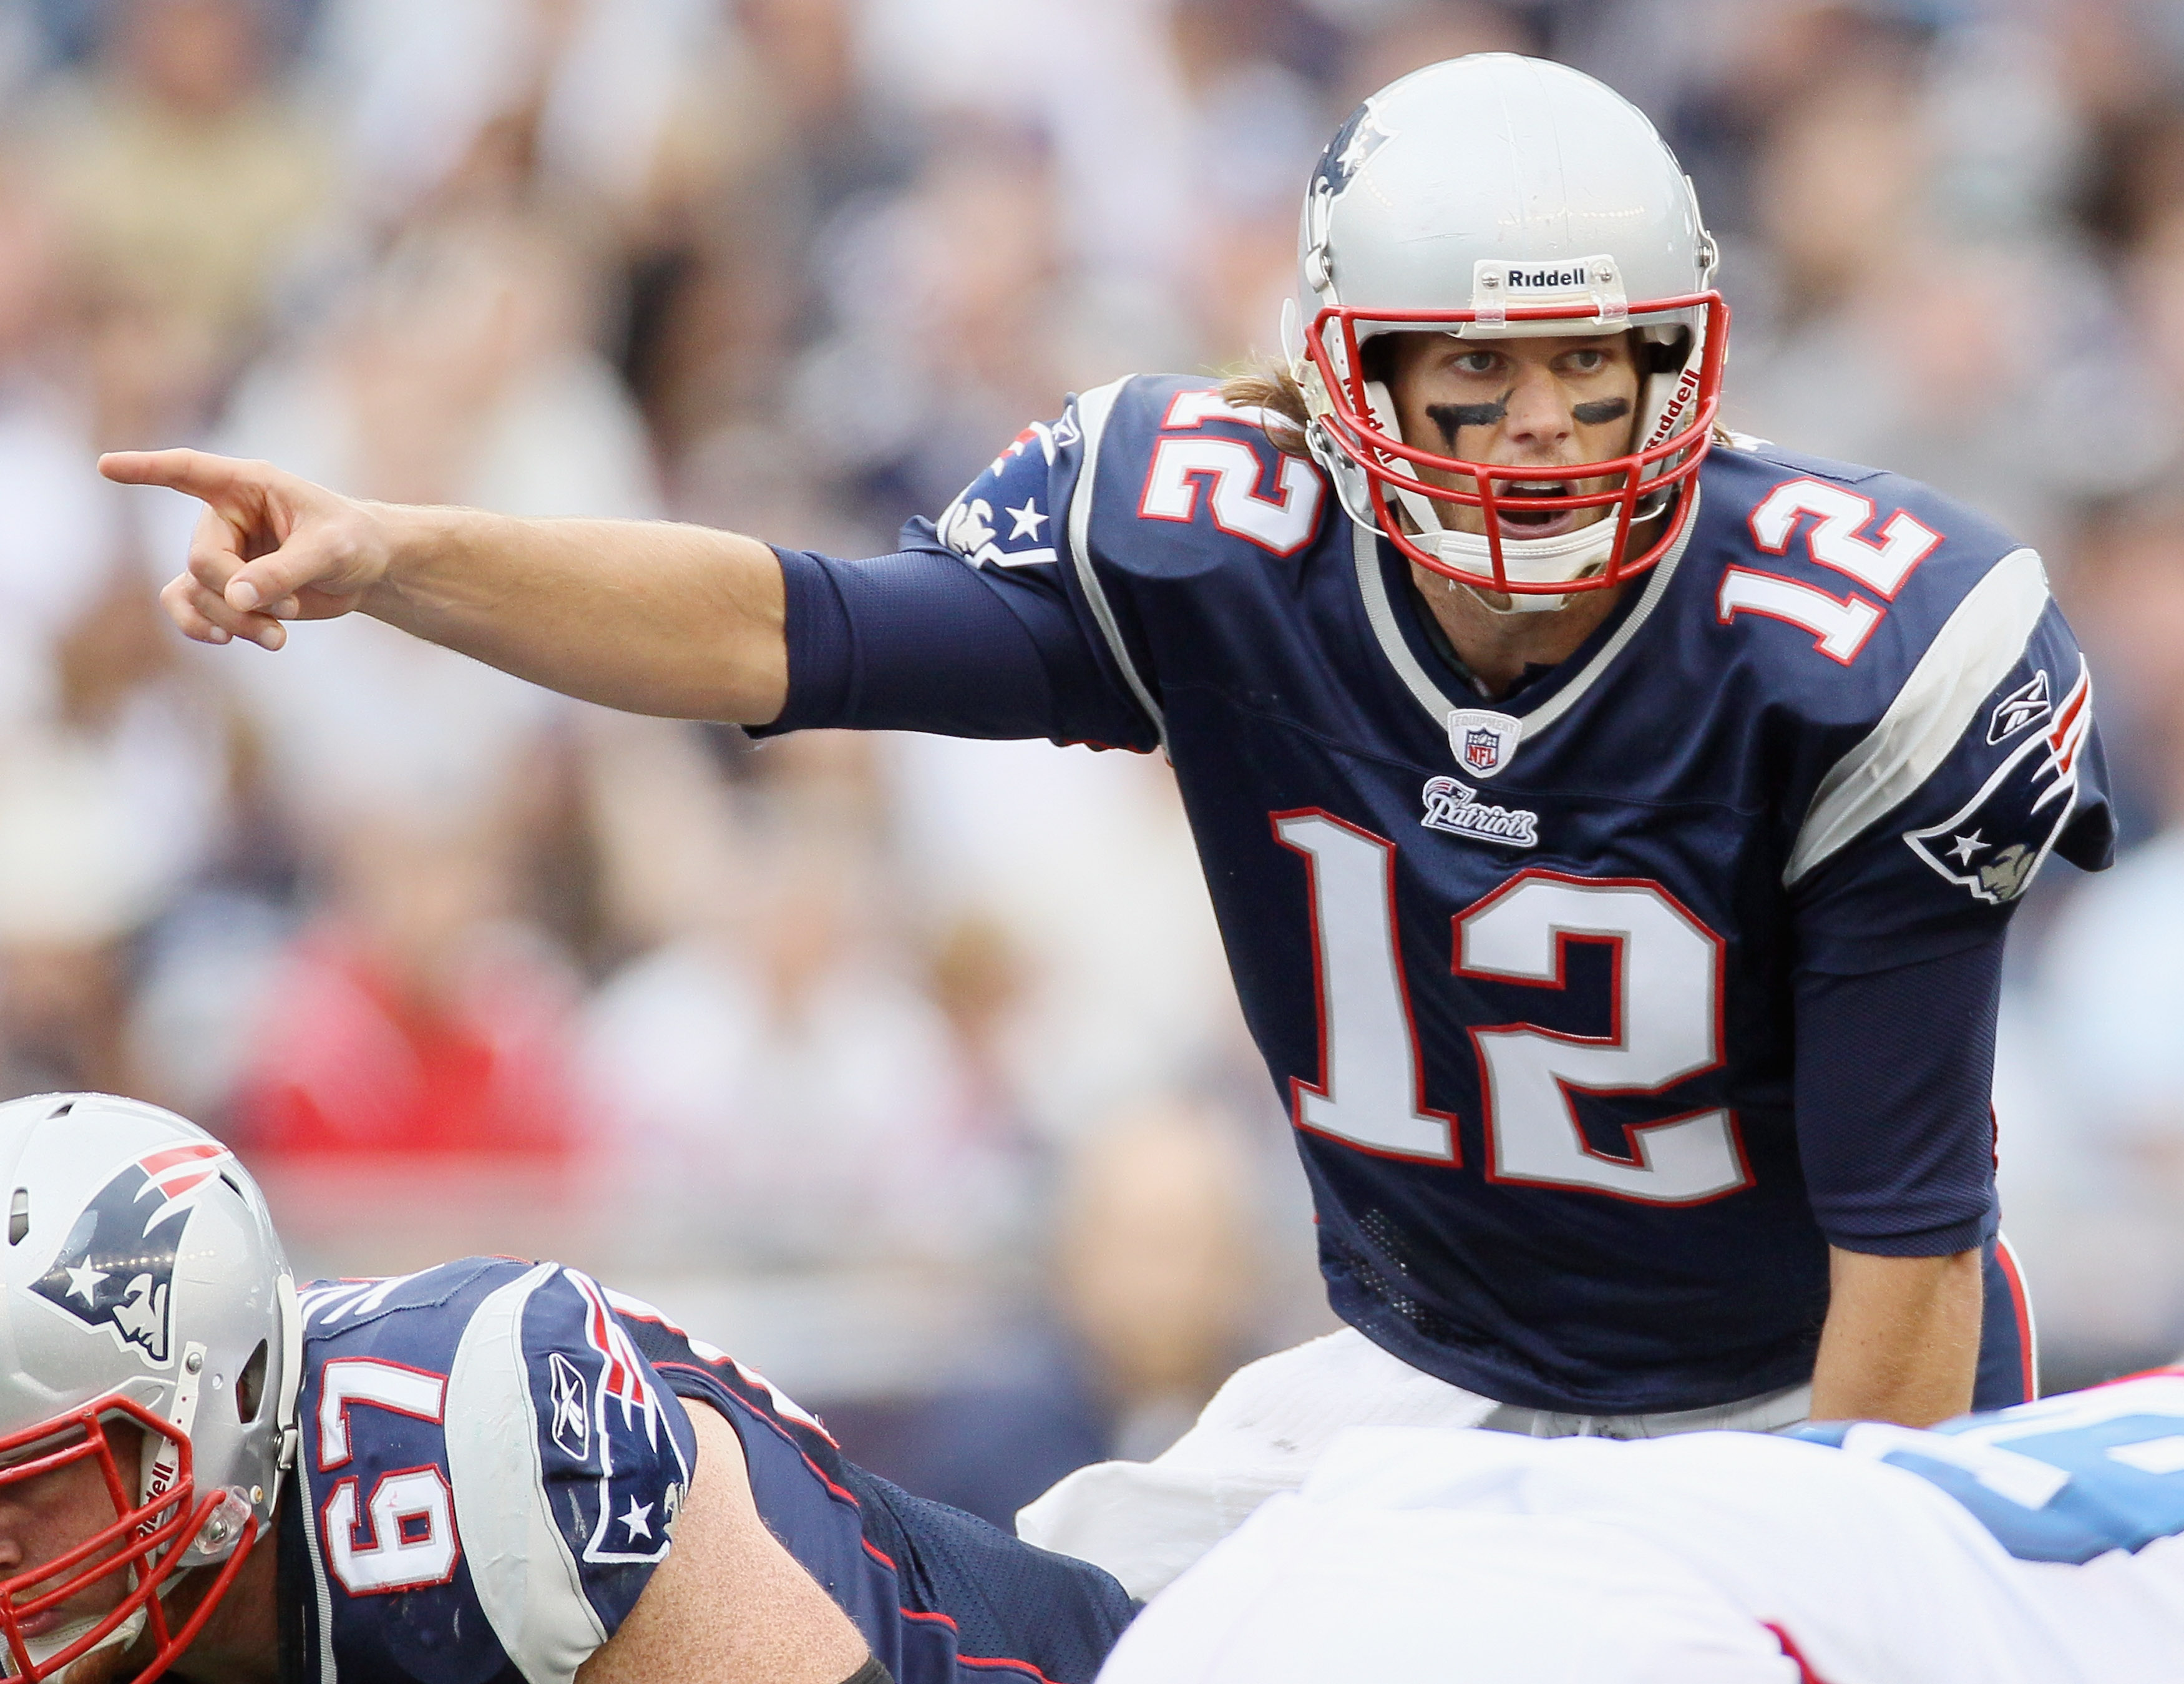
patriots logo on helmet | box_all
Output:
[1314,97,1397,200]
[30,1143,228,1366]
[1304,97,1397,293]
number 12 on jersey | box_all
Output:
[1274,811,1750,1206]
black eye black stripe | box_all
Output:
[1425,394,1631,444]
[1425,401,1506,444]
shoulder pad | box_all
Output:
[293,1260,696,1684]
[929,410,1080,570]
[1078,374,1331,577]
[1700,446,2034,718]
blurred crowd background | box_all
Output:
[2,0,2183,1520]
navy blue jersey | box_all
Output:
[764,376,2114,1417]
[274,1259,1131,1684]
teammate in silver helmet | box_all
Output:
[0,1095,298,1682]
[0,1095,1131,1684]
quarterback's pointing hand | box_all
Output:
[99,449,387,651]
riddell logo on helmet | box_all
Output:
[1504,263,1592,291]
[1644,366,1703,448]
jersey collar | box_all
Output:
[1350,484,1702,747]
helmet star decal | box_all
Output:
[29,1142,228,1366]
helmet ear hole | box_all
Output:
[7,1189,25,1246]
[236,1339,269,1424]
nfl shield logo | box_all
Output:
[1446,708,1521,779]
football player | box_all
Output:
[0,1094,1131,1684]
[105,55,2113,1598]
[1101,1373,2184,1684]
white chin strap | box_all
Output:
[24,1606,149,1679]
[1363,379,1612,615]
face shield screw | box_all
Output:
[250,1486,263,1505]
[203,1517,230,1546]
[184,1352,203,1374]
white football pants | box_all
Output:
[1015,1327,1811,1602]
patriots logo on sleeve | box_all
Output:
[553,1270,691,1565]
[1904,660,2092,905]
[29,1142,229,1364]
[935,411,1075,570]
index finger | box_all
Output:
[98,448,266,506]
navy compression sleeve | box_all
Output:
[1793,931,2004,1256]
[759,547,1149,746]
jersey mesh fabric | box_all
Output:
[1794,929,2004,1255]
[840,1463,1143,1679]
[768,546,1148,748]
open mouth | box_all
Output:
[1494,479,1581,538]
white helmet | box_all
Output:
[1288,54,1726,609]
[0,1094,301,1681]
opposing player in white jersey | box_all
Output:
[1101,1374,2184,1684]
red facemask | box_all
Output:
[0,1396,253,1682]
[1304,292,1731,595]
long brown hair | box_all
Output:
[1217,358,1314,459]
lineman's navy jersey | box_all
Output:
[766,374,2115,1416]
[273,1258,1131,1683]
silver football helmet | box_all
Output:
[1287,54,1727,609]
[0,1094,301,1680]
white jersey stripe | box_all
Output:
[444,1263,608,1684]
[1065,377,1167,749]
[1784,547,2051,886]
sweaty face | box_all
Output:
[1383,331,1643,543]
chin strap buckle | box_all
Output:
[188,1489,255,1560]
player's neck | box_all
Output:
[161,1519,282,1684]
[1408,563,1628,700]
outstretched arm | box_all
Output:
[98,449,789,724]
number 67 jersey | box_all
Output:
[275,1259,1132,1683]
[834,375,2118,1417]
